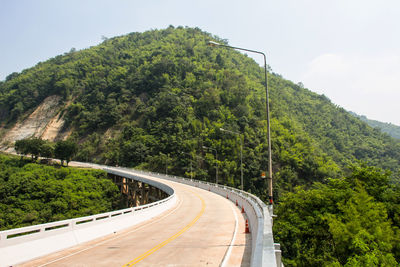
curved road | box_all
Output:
[19,175,251,266]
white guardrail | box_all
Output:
[0,163,281,267]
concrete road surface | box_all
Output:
[19,176,251,267]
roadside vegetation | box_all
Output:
[274,162,400,266]
[0,153,121,231]
[14,138,77,166]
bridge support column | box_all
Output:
[108,173,167,208]
[140,182,146,205]
[145,184,149,204]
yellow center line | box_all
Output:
[122,190,206,267]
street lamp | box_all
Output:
[208,40,273,205]
[202,146,218,184]
[220,128,243,191]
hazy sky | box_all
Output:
[1,0,400,125]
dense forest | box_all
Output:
[0,26,399,265]
[350,111,400,139]
[274,162,400,266]
[0,153,121,230]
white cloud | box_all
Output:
[301,52,400,125]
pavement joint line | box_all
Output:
[122,189,206,267]
[220,201,239,267]
[34,193,182,267]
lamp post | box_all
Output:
[208,40,273,205]
[220,128,243,191]
[202,146,218,184]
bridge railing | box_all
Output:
[119,167,282,267]
[0,166,176,267]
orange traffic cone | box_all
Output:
[241,205,245,213]
[226,194,229,199]
[235,200,238,206]
[245,220,250,233]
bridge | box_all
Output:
[0,163,282,266]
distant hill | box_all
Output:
[349,111,400,139]
[1,26,399,199]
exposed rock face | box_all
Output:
[41,111,68,141]
[0,95,70,150]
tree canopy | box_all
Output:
[274,163,400,266]
[0,153,121,230]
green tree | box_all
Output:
[345,162,391,201]
[274,164,399,266]
[26,138,45,160]
[55,140,77,166]
[14,139,29,159]
[326,187,397,266]
[14,138,44,161]
[40,142,54,159]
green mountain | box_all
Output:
[1,26,400,265]
[349,111,400,139]
[0,26,399,196]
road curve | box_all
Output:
[19,174,251,266]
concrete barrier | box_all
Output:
[0,167,176,267]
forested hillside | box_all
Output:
[1,26,399,265]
